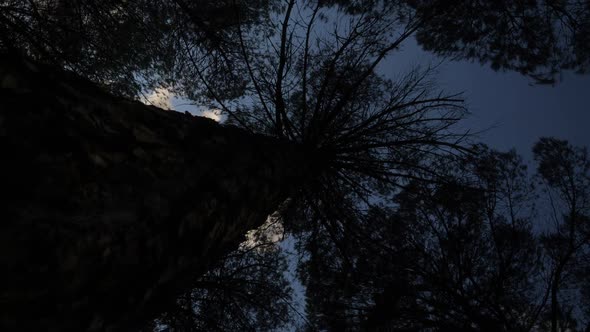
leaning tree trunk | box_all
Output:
[0,54,314,331]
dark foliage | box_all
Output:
[1,0,589,331]
[409,0,590,84]
[297,141,590,331]
[150,233,294,331]
[0,0,273,97]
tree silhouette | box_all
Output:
[3,0,587,94]
[294,140,590,331]
[287,0,590,83]
[0,54,311,331]
[0,15,467,331]
[296,146,547,331]
[0,0,274,97]
[409,0,590,84]
[534,138,590,332]
[150,222,294,332]
[1,0,589,331]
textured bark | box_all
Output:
[0,55,312,331]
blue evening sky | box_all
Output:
[382,38,590,163]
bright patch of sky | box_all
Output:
[141,87,227,122]
[143,87,173,109]
[241,213,285,250]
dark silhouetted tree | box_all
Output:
[0,2,468,328]
[534,138,590,332]
[2,0,589,330]
[0,0,274,97]
[315,0,590,84]
[296,146,549,331]
[150,218,294,332]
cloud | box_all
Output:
[200,109,223,122]
[141,88,225,123]
[143,87,173,110]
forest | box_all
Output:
[1,0,589,331]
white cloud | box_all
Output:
[199,109,223,122]
[142,88,225,123]
[143,87,173,110]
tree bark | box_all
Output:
[0,54,313,331]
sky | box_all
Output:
[142,87,225,122]
[439,57,590,159]
[382,38,590,163]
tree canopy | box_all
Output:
[1,0,589,331]
[296,141,590,331]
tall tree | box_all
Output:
[5,0,588,330]
[297,146,545,331]
[534,138,590,332]
[0,54,312,331]
[0,7,467,326]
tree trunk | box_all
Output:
[0,54,313,331]
[551,280,559,332]
[551,261,566,332]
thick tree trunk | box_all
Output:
[0,55,312,331]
